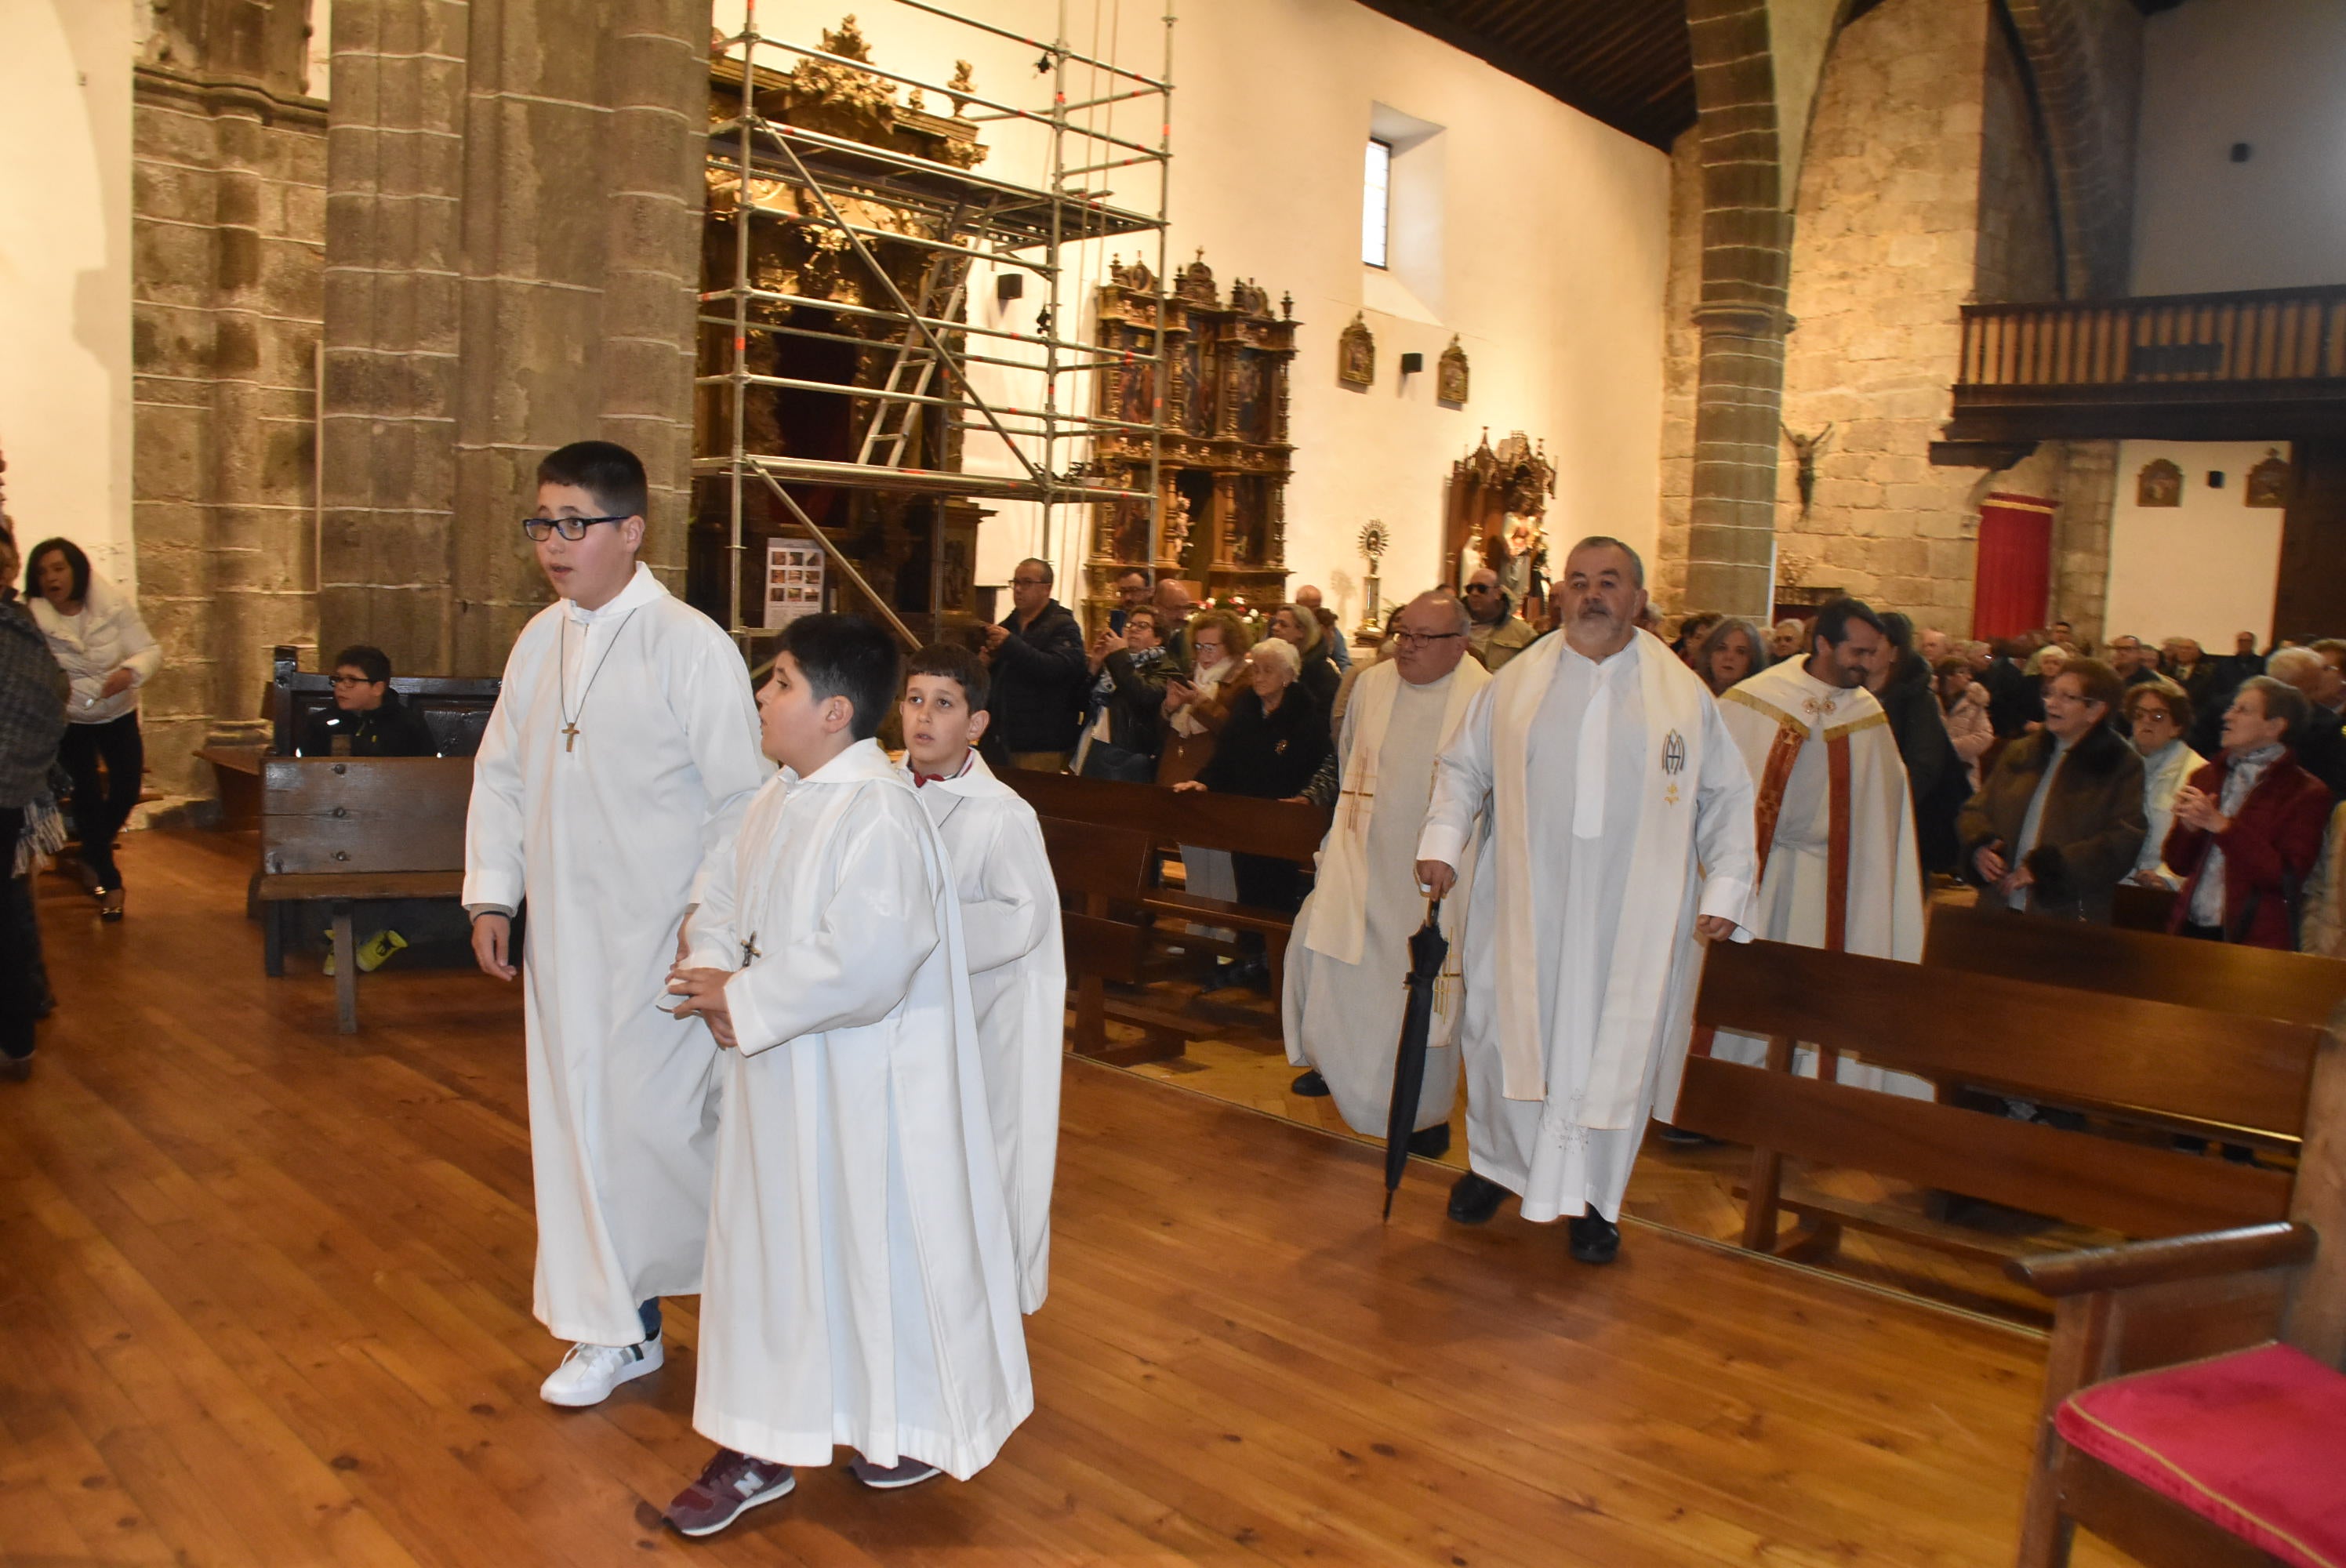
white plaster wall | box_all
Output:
[2102,439,2285,648]
[2132,0,2346,295]
[0,0,136,584]
[712,0,1670,625]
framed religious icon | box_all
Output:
[2136,458,2182,508]
[1436,335,1469,406]
[2245,448,2291,508]
[1338,312,1375,389]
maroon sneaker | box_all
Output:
[666,1447,795,1537]
[847,1454,942,1490]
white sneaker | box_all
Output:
[539,1336,663,1407]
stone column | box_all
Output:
[1683,0,1793,619]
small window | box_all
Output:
[1362,137,1392,269]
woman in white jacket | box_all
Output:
[2121,682,2201,890]
[25,538,162,919]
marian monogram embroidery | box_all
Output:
[1661,728,1685,805]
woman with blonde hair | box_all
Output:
[1269,603,1341,715]
[1693,616,1769,697]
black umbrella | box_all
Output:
[1382,898,1450,1220]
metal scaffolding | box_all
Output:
[700,0,1175,649]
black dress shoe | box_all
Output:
[1654,1123,1719,1148]
[1291,1069,1331,1097]
[1406,1123,1451,1158]
[1446,1171,1507,1225]
[1569,1211,1622,1265]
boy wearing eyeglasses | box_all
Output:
[298,644,436,757]
[463,440,771,1409]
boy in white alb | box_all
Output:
[463,441,769,1407]
[661,615,1031,1538]
[899,643,1064,1312]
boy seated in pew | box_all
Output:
[297,644,438,759]
[898,641,1064,1313]
[660,615,1032,1537]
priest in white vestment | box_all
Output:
[898,641,1065,1314]
[463,442,769,1407]
[1284,591,1488,1149]
[662,616,1030,1537]
[1417,538,1757,1264]
[1710,597,1929,1096]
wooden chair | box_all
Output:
[2005,1004,2345,1567]
[257,757,473,1033]
[1674,939,2325,1266]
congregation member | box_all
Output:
[1692,616,1768,698]
[1151,577,1197,663]
[898,643,1063,1312]
[463,441,770,1408]
[1106,568,1150,633]
[1670,611,1722,666]
[1075,604,1173,782]
[26,536,161,921]
[982,557,1088,772]
[1981,638,2037,738]
[1934,656,1994,792]
[1462,567,1537,670]
[2124,684,2201,888]
[1712,597,1927,1095]
[2106,634,2164,688]
[1157,609,1251,932]
[1917,626,1953,665]
[297,644,438,757]
[1768,618,1807,661]
[1292,583,1351,669]
[2270,640,2346,797]
[2164,675,2333,949]
[2,529,67,1082]
[1269,601,1342,714]
[663,615,1030,1534]
[1418,538,1756,1265]
[1958,658,2145,922]
[1284,590,1487,1154]
[2018,641,2068,729]
[1868,612,1964,874]
[2301,802,2346,958]
[2163,636,2221,713]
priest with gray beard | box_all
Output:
[1283,590,1490,1152]
[1416,538,1756,1264]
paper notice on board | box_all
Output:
[764,539,826,630]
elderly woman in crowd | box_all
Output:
[1959,656,2146,922]
[2018,641,2069,731]
[25,537,162,920]
[1157,609,1251,928]
[2164,675,2333,949]
[1935,655,1995,791]
[1268,602,1342,715]
[2,530,68,1080]
[1175,637,1330,989]
[1768,618,1807,661]
[1692,616,1768,697]
[2123,683,2202,888]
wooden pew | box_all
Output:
[267,645,502,757]
[1674,939,2325,1267]
[2003,1004,2344,1568]
[258,757,472,1033]
[1039,815,1171,1066]
[2108,880,2177,933]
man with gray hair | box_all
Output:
[1284,590,1486,1149]
[2263,643,2345,797]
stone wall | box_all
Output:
[131,60,327,797]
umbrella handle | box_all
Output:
[1422,896,1443,928]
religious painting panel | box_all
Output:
[2246,448,2291,508]
[1181,314,1212,436]
[2136,458,2183,508]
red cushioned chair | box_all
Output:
[2006,1009,2346,1568]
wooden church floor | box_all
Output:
[0,830,2117,1567]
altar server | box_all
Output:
[463,441,769,1406]
[1418,539,1756,1264]
[662,615,1030,1536]
[898,641,1064,1312]
[1711,597,1929,1094]
[1284,590,1488,1149]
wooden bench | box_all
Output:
[2005,1004,2344,1567]
[258,756,472,1033]
[1675,939,2327,1269]
[2109,880,2177,933]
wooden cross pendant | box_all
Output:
[561,721,580,753]
[741,937,761,967]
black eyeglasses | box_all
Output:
[1392,630,1465,648]
[521,514,631,542]
[329,674,380,687]
[1462,583,1495,593]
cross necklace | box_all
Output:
[557,608,641,753]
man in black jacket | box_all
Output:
[982,558,1088,771]
[299,644,438,757]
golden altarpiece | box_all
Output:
[1084,253,1298,625]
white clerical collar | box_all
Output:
[565,561,663,624]
[789,735,896,786]
[1560,634,1639,673]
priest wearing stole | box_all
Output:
[1418,539,1756,1265]
[463,442,770,1406]
[1709,597,1930,1096]
[1284,591,1489,1152]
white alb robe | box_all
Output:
[1712,658,1929,1096]
[1418,631,1756,1222]
[905,750,1066,1314]
[684,740,1030,1480]
[1284,657,1488,1137]
[463,563,769,1345]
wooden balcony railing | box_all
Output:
[1959,284,2346,389]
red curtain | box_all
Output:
[1972,492,2054,639]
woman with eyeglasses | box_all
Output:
[24,536,162,921]
[2123,684,2202,889]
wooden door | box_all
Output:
[2275,440,2346,639]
